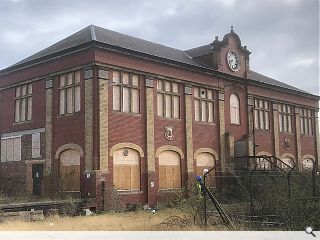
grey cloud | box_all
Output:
[0,0,318,94]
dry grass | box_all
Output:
[0,208,225,231]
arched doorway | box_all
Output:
[60,149,81,192]
[302,158,314,172]
[159,150,181,190]
[113,148,140,190]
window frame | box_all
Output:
[300,108,313,136]
[112,71,140,114]
[58,71,81,116]
[230,93,240,125]
[14,83,32,123]
[194,87,215,123]
[254,99,270,131]
[156,80,180,119]
[278,104,293,133]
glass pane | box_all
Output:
[308,119,312,135]
[208,102,214,122]
[254,109,259,129]
[165,81,171,92]
[254,99,258,108]
[67,73,73,85]
[113,86,120,111]
[15,100,20,122]
[201,101,206,121]
[264,101,268,109]
[60,75,66,87]
[122,73,129,85]
[75,86,81,112]
[173,96,179,118]
[207,90,213,99]
[283,115,287,132]
[288,116,292,132]
[157,93,164,116]
[132,74,139,86]
[264,111,269,130]
[28,84,32,95]
[300,118,304,135]
[259,111,264,129]
[113,71,120,83]
[131,89,139,113]
[279,114,283,132]
[75,71,81,83]
[172,83,178,93]
[15,87,21,97]
[59,89,65,114]
[259,100,263,108]
[67,88,73,113]
[21,98,26,121]
[200,89,206,99]
[22,85,27,96]
[13,138,21,161]
[194,87,199,98]
[165,95,172,118]
[1,140,6,162]
[27,97,32,120]
[122,87,130,112]
[194,99,200,121]
[6,139,14,162]
[157,80,163,91]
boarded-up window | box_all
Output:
[32,133,41,158]
[112,71,140,114]
[60,149,80,191]
[230,94,240,124]
[157,80,180,119]
[302,158,314,172]
[159,150,181,189]
[59,71,81,115]
[196,152,215,186]
[1,137,21,162]
[281,157,294,170]
[15,83,32,122]
[113,148,140,190]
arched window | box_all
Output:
[60,149,81,192]
[159,150,181,189]
[196,152,215,187]
[113,148,140,190]
[230,94,240,124]
[281,157,294,170]
[302,158,314,172]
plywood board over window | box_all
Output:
[196,152,215,187]
[32,133,41,158]
[60,149,80,192]
[159,150,181,189]
[113,148,140,191]
[1,137,21,162]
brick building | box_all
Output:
[0,25,319,209]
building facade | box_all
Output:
[0,25,319,209]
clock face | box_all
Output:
[227,51,240,71]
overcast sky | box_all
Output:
[0,0,319,95]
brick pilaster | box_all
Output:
[315,111,320,170]
[45,79,53,173]
[218,91,227,173]
[184,85,194,174]
[295,107,302,170]
[84,68,94,171]
[272,103,280,158]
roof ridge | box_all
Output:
[90,24,97,41]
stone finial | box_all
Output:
[231,26,234,33]
[215,36,218,41]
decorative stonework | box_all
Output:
[155,145,184,159]
[164,126,174,141]
[109,142,144,157]
[284,139,291,150]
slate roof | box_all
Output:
[2,25,316,97]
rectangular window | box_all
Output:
[157,80,180,119]
[1,137,21,162]
[15,83,32,123]
[112,71,140,114]
[254,99,270,130]
[194,87,215,123]
[279,103,293,133]
[59,71,81,115]
[32,133,41,158]
[301,108,313,135]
